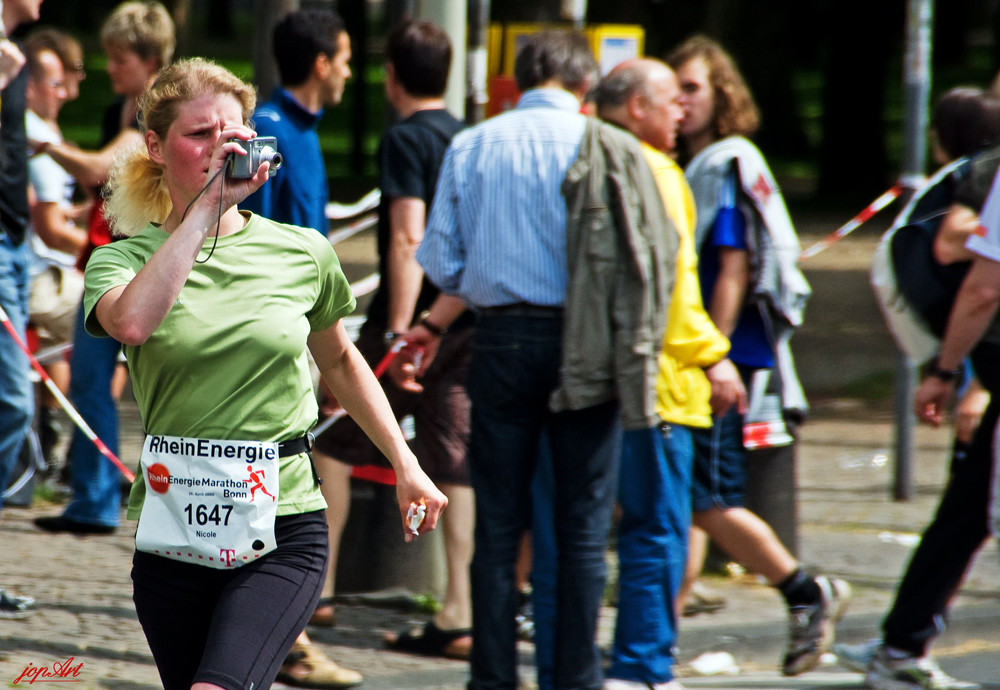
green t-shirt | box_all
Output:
[84,212,356,518]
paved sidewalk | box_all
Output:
[3,229,999,688]
[3,398,1000,689]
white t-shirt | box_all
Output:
[962,170,1000,537]
[965,169,1000,261]
[26,109,78,274]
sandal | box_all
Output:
[309,596,336,627]
[276,642,363,689]
[384,620,472,660]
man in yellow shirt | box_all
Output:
[594,57,745,690]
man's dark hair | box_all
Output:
[386,19,451,98]
[513,30,596,93]
[932,86,1000,160]
[593,63,645,114]
[272,9,346,87]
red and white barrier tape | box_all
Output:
[309,338,416,487]
[799,184,903,261]
[0,304,135,483]
[309,337,410,438]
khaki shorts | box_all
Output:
[28,265,84,350]
[313,320,472,487]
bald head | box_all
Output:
[595,58,684,153]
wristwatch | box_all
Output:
[417,311,447,337]
[383,331,401,345]
[927,356,960,382]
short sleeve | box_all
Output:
[82,244,138,337]
[707,170,748,251]
[29,155,70,203]
[306,239,356,332]
[966,167,1000,262]
[379,126,426,200]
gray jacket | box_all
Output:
[552,118,678,430]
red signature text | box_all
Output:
[12,657,83,684]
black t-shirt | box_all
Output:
[100,97,138,147]
[366,108,471,331]
[0,51,30,246]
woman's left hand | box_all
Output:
[393,460,448,543]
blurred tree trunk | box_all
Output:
[935,0,974,66]
[491,0,565,22]
[339,0,368,175]
[172,0,192,58]
[206,0,235,40]
[702,0,813,161]
[818,0,902,200]
[253,0,297,98]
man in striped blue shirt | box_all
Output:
[415,31,615,690]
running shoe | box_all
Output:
[0,587,36,619]
[516,588,534,642]
[834,638,881,673]
[781,575,851,675]
[866,645,980,690]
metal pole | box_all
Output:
[466,0,491,125]
[252,0,298,99]
[894,0,933,501]
[416,0,467,120]
[560,0,587,29]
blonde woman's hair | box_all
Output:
[104,58,257,237]
[101,1,176,69]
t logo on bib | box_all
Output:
[135,435,280,568]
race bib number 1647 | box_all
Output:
[135,435,280,568]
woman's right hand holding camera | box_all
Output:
[200,126,271,213]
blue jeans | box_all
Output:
[533,425,694,688]
[63,303,121,526]
[608,424,693,683]
[530,438,557,690]
[0,238,33,511]
[467,314,620,690]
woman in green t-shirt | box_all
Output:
[85,57,447,690]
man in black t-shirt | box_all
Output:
[311,19,475,660]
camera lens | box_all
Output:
[258,145,282,176]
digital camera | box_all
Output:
[227,137,282,179]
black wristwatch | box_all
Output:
[384,331,402,346]
[927,356,960,383]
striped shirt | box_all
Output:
[417,88,587,308]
